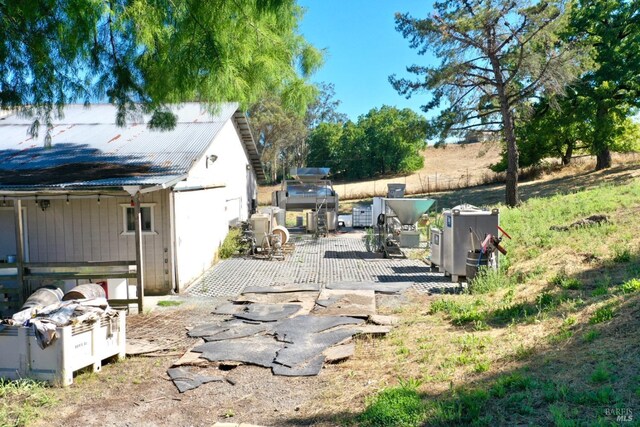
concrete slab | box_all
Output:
[326,281,413,294]
[166,367,223,393]
[233,303,303,322]
[323,342,356,363]
[313,289,376,318]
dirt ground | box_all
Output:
[33,295,410,427]
[32,158,640,427]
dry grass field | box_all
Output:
[258,142,504,205]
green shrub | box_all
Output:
[219,228,242,259]
[358,383,426,427]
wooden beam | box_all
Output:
[13,199,25,305]
[134,192,145,313]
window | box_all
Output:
[121,204,156,234]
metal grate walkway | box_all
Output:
[186,235,459,297]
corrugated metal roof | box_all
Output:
[0,103,264,190]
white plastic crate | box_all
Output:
[0,312,126,386]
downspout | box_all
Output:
[169,190,180,293]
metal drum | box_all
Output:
[21,286,64,310]
[62,283,107,301]
[306,211,317,232]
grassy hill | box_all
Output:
[316,166,640,426]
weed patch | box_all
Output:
[358,381,426,427]
[468,266,513,294]
[0,379,56,427]
[429,298,486,325]
[156,300,183,307]
[621,278,640,294]
[589,304,616,324]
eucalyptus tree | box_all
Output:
[0,0,321,137]
[390,0,587,206]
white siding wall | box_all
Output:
[172,118,258,289]
[21,191,172,294]
[173,188,227,289]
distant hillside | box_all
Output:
[258,142,503,204]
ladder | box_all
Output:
[315,196,328,237]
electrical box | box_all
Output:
[441,205,499,281]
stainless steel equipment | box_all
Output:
[387,183,406,198]
[246,211,289,260]
[378,197,435,257]
[441,204,499,281]
[272,167,340,236]
[429,227,443,269]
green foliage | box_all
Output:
[391,0,587,206]
[156,300,183,307]
[589,305,615,324]
[424,388,490,426]
[358,382,426,427]
[550,271,583,290]
[251,95,311,182]
[612,245,632,263]
[590,364,612,384]
[491,373,534,398]
[582,329,601,343]
[511,0,640,171]
[468,266,513,294]
[219,228,242,259]
[306,106,427,180]
[0,0,320,134]
[621,278,640,294]
[0,378,56,426]
[429,298,486,325]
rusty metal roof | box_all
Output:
[0,103,264,191]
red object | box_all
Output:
[481,234,492,251]
[96,281,108,298]
[497,226,512,239]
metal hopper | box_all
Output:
[385,198,435,225]
[290,167,330,183]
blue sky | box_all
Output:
[298,0,437,121]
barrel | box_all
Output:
[62,283,107,301]
[272,225,290,245]
[21,286,64,310]
[466,250,489,283]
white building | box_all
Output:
[0,103,263,312]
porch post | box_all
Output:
[13,199,25,305]
[134,192,145,313]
